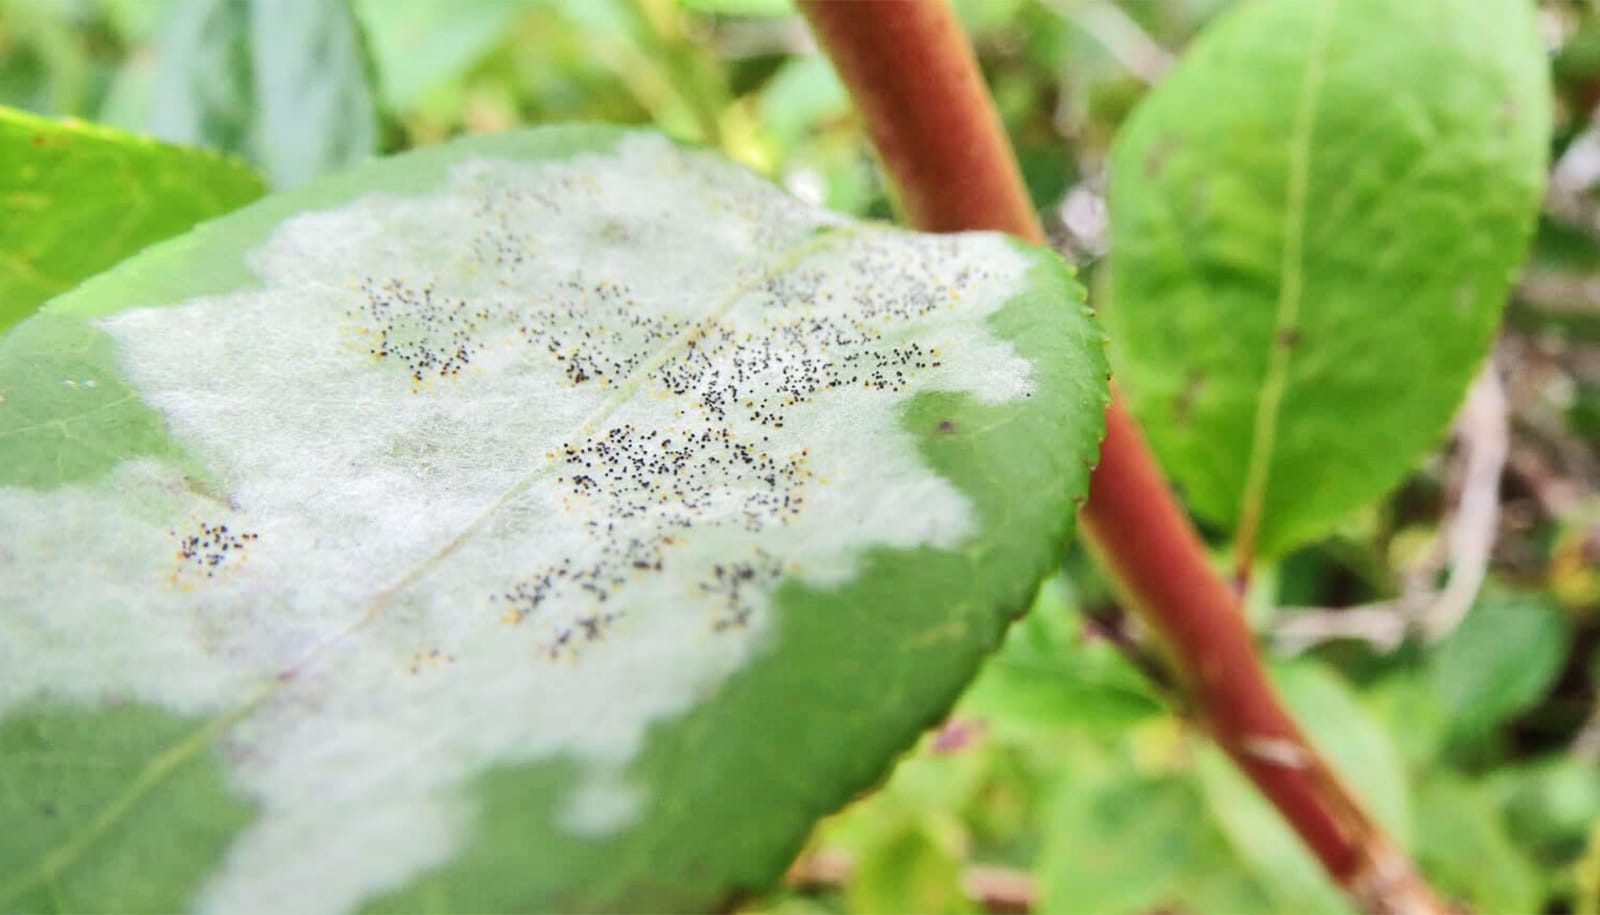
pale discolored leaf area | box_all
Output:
[0,107,264,337]
[0,126,1107,912]
[1105,0,1549,560]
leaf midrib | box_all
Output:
[1231,0,1339,569]
[0,220,861,904]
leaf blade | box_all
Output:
[1106,0,1550,558]
[0,126,1108,911]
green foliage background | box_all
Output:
[2,0,1598,911]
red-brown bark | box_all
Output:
[796,2,1442,911]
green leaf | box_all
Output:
[352,0,527,113]
[1429,591,1572,746]
[846,825,976,915]
[678,0,797,17]
[1495,757,1600,864]
[1039,764,1210,914]
[1105,0,1550,558]
[150,0,379,188]
[958,576,1164,736]
[0,107,263,337]
[0,125,1108,911]
[1415,775,1545,914]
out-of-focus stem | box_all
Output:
[795,2,1443,912]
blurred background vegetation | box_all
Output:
[3,0,1599,911]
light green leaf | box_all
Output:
[1039,765,1209,914]
[0,125,1108,912]
[1415,775,1545,914]
[353,0,527,113]
[0,106,263,338]
[1429,591,1572,746]
[150,0,378,188]
[1106,0,1550,559]
[958,575,1164,736]
[678,0,796,17]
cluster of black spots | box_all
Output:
[349,154,1009,659]
[511,275,690,388]
[558,423,810,529]
[477,230,999,659]
[172,521,257,580]
[702,551,784,632]
[494,555,628,661]
[354,279,497,386]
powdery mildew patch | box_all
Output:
[0,134,1034,912]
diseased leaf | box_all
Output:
[0,126,1107,912]
[1105,0,1550,559]
[0,106,263,337]
[150,0,378,188]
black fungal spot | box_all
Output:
[1276,328,1301,349]
[171,521,258,581]
[936,420,958,435]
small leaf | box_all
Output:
[0,126,1107,911]
[1106,0,1550,558]
[150,0,379,188]
[0,107,263,337]
[1429,591,1572,746]
[1415,775,1545,914]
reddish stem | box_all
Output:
[796,2,1441,912]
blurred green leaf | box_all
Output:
[959,577,1163,736]
[757,56,848,149]
[0,105,263,336]
[678,0,795,16]
[149,0,378,187]
[1429,592,1571,746]
[1039,766,1208,914]
[848,826,975,915]
[1415,774,1545,913]
[1495,756,1600,865]
[352,0,527,112]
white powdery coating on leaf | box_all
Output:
[0,134,1034,913]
